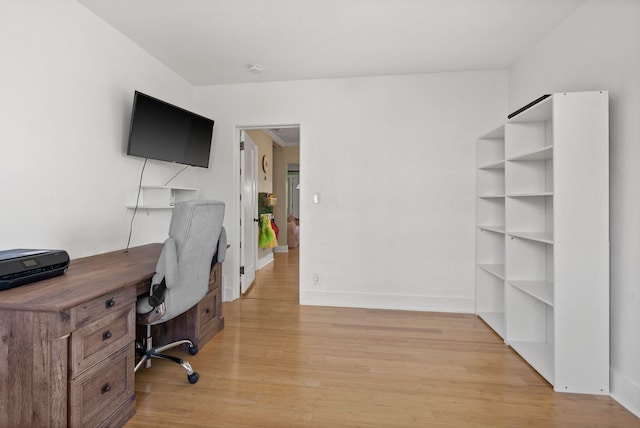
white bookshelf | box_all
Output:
[507,280,553,307]
[476,126,506,338]
[127,185,199,209]
[478,263,505,280]
[476,91,609,394]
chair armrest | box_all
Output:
[148,278,167,308]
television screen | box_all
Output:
[126,91,214,168]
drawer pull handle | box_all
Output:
[205,308,211,314]
[102,331,112,341]
[105,298,115,309]
[101,383,111,394]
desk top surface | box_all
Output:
[0,243,162,312]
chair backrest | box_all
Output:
[150,199,225,324]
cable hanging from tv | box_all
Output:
[163,165,190,187]
[125,158,148,252]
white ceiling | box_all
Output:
[76,0,585,86]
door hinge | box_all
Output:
[240,266,245,275]
[240,141,245,150]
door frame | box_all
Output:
[235,123,301,301]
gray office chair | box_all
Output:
[135,199,226,384]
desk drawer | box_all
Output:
[74,287,136,330]
[69,343,135,428]
[72,286,136,328]
[198,287,222,345]
[198,288,219,326]
[70,305,135,375]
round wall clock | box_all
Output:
[262,155,270,173]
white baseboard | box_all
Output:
[223,276,236,302]
[299,290,475,314]
[257,253,274,270]
[611,368,640,418]
[274,245,289,253]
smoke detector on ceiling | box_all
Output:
[248,64,264,74]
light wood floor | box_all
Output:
[128,249,639,427]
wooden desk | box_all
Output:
[0,244,159,427]
[0,243,225,427]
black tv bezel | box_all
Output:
[126,91,214,168]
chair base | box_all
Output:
[135,325,200,384]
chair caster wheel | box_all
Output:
[188,372,199,384]
[188,345,199,355]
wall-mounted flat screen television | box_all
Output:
[126,91,214,168]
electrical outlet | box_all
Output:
[313,273,321,285]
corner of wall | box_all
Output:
[610,368,640,418]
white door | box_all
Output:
[240,131,258,294]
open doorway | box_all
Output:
[239,125,300,298]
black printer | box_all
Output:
[0,249,70,291]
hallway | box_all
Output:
[245,248,299,302]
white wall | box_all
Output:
[4,0,636,414]
[195,71,508,311]
[0,0,200,258]
[0,2,508,318]
[509,0,640,416]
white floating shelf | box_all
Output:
[127,186,199,210]
[126,204,175,209]
[134,185,198,191]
